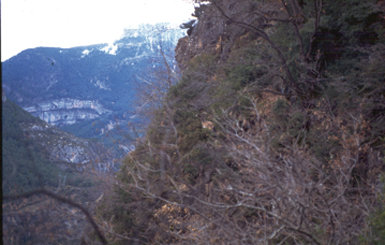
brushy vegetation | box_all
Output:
[2,100,60,194]
[97,0,385,244]
[2,100,104,244]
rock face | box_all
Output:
[2,101,113,245]
[2,24,187,245]
[4,99,115,174]
[2,24,185,146]
[175,0,257,70]
[23,121,116,173]
[23,98,110,125]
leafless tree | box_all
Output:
[196,0,326,99]
[113,91,380,244]
[98,2,384,244]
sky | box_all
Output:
[1,0,194,61]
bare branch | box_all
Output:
[211,0,300,94]
[4,189,108,245]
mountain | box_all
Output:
[98,1,385,244]
[2,98,114,244]
[2,24,185,244]
[2,24,185,156]
[2,98,115,193]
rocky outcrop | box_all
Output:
[23,98,110,125]
[2,94,114,245]
[3,24,184,143]
[175,0,261,70]
[24,121,116,173]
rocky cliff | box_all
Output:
[3,100,115,174]
[176,0,256,70]
[2,99,114,244]
[23,120,115,173]
[2,25,184,147]
[23,98,110,125]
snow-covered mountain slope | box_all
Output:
[2,24,185,156]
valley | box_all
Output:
[3,1,385,244]
[2,24,185,244]
[2,24,184,158]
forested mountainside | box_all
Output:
[2,99,111,244]
[2,25,184,158]
[97,0,385,244]
[2,98,116,193]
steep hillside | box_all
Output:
[98,1,385,244]
[2,24,184,157]
[2,99,115,179]
[2,99,112,244]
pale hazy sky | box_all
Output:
[1,0,194,61]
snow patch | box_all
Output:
[90,78,110,90]
[106,121,115,131]
[99,120,120,135]
[81,49,90,58]
[100,43,118,55]
[194,1,211,7]
[31,125,44,131]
